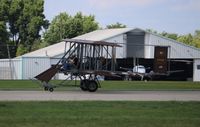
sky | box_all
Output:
[44,0,200,35]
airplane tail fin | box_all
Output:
[35,65,61,83]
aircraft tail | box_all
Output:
[119,67,131,71]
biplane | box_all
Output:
[34,39,121,92]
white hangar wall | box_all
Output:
[0,59,22,79]
[145,33,200,59]
[104,34,127,58]
[193,59,200,81]
[0,57,51,80]
[50,58,60,65]
[21,57,51,79]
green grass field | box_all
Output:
[0,101,199,127]
[0,80,200,91]
[0,81,200,127]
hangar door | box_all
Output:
[127,32,145,58]
[154,46,168,73]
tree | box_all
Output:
[44,12,99,45]
[8,0,23,45]
[0,0,9,21]
[17,0,49,52]
[83,14,99,34]
[0,21,9,58]
[177,34,194,46]
[16,44,28,56]
[43,12,72,45]
[106,22,126,29]
[0,0,49,56]
[160,31,178,40]
[0,21,8,44]
[0,0,9,46]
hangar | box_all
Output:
[0,28,200,81]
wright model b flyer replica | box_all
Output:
[34,39,121,92]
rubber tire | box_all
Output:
[88,80,98,92]
[80,80,89,91]
[143,76,151,81]
[49,87,54,92]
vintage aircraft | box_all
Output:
[119,65,184,81]
[34,39,121,92]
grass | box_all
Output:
[0,101,200,127]
[0,80,40,90]
[0,80,200,91]
[101,81,200,90]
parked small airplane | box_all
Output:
[119,65,184,81]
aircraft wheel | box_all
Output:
[49,87,54,92]
[88,80,98,92]
[80,80,89,91]
[143,76,151,81]
[44,87,49,91]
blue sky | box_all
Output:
[44,0,200,35]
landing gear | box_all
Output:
[80,80,89,91]
[42,82,54,92]
[88,80,98,92]
[43,86,54,92]
[80,79,98,92]
[41,75,100,92]
[49,87,54,92]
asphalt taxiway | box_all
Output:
[0,90,200,101]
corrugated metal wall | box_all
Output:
[193,59,200,81]
[145,33,200,59]
[0,59,22,79]
[105,34,126,58]
[50,58,60,65]
[22,57,50,79]
[0,57,51,80]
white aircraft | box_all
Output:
[120,65,183,81]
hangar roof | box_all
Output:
[22,28,135,57]
[21,41,66,57]
[21,28,200,58]
[73,28,135,40]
